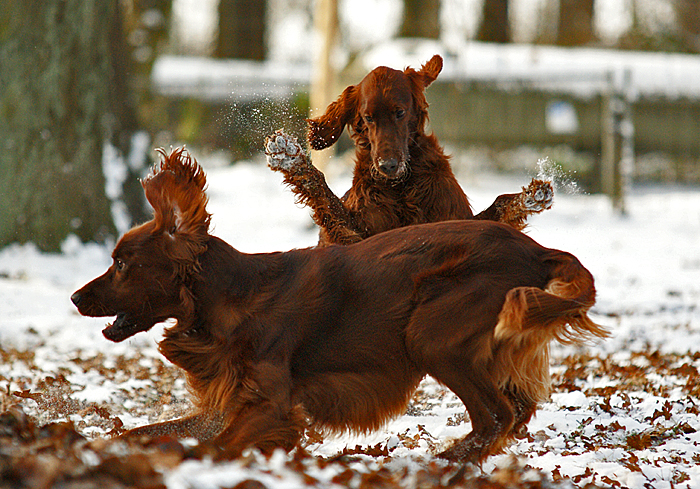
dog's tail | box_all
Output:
[492,252,609,404]
[496,252,608,345]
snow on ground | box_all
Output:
[2,154,700,488]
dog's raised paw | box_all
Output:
[521,179,554,213]
[265,130,305,171]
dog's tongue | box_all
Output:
[103,313,140,342]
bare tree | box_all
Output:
[0,0,146,251]
[674,0,700,52]
[309,0,339,171]
[399,0,440,38]
[556,0,595,46]
[476,0,511,43]
[216,0,266,59]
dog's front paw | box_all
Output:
[521,179,554,213]
[436,435,486,465]
[265,130,306,172]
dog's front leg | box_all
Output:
[212,401,307,460]
[119,410,226,442]
[203,361,308,460]
[265,130,366,245]
[474,179,554,230]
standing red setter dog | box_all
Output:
[72,149,606,463]
[266,54,553,245]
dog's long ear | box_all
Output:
[409,54,443,89]
[307,85,358,150]
[142,148,211,243]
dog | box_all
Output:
[266,54,553,246]
[72,148,607,463]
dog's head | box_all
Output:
[71,148,211,342]
[307,54,443,180]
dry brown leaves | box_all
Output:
[4,343,699,488]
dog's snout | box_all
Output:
[71,291,82,306]
[379,158,399,175]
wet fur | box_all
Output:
[270,55,550,246]
[72,149,607,463]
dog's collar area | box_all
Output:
[166,319,204,339]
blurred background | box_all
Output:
[1,0,699,252]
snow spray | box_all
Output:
[535,157,582,195]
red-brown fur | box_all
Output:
[269,55,551,246]
[72,149,607,463]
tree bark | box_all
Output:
[556,0,595,46]
[674,0,700,53]
[309,0,339,171]
[476,0,511,43]
[398,0,440,39]
[0,0,142,251]
[215,0,266,59]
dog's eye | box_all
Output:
[114,259,125,272]
[395,109,406,120]
[363,115,374,124]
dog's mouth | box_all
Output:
[103,313,147,342]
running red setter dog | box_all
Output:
[72,149,606,463]
[266,55,553,245]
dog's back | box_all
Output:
[244,221,604,447]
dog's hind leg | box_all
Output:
[405,285,517,463]
[428,360,515,464]
[502,384,537,438]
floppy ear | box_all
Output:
[142,147,211,242]
[406,54,443,90]
[403,55,443,131]
[307,85,358,150]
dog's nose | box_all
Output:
[378,158,399,175]
[71,292,82,306]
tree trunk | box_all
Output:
[556,0,595,46]
[398,0,440,39]
[674,0,700,53]
[0,0,144,251]
[476,0,511,43]
[215,0,266,59]
[309,0,339,171]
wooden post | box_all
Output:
[618,69,635,215]
[601,70,634,214]
[601,71,618,204]
[309,0,338,171]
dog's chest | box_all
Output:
[351,185,427,233]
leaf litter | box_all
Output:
[2,161,700,488]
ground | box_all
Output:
[1,157,699,488]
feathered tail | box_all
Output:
[492,252,609,405]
